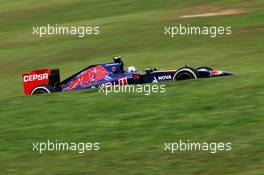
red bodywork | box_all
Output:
[22,69,51,95]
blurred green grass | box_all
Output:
[0,0,264,174]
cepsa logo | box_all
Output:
[23,73,49,82]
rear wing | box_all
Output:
[22,69,60,95]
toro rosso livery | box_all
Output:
[22,57,233,95]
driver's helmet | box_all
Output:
[126,66,138,73]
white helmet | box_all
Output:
[126,66,137,73]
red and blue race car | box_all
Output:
[22,56,233,95]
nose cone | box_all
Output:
[196,67,234,78]
[222,71,234,76]
[210,69,234,77]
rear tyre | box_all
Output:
[31,85,55,95]
[173,67,198,81]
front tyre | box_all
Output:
[30,85,55,95]
[173,67,198,81]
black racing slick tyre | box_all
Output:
[30,85,55,95]
[173,67,198,81]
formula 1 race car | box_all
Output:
[22,57,233,95]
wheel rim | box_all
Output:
[177,73,193,80]
[34,89,48,94]
[31,87,51,95]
